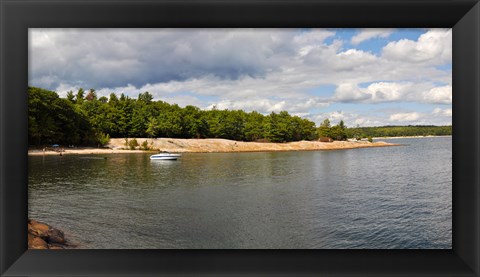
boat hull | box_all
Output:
[150,156,178,160]
[150,153,182,160]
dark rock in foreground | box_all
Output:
[28,219,70,249]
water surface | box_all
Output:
[28,137,452,249]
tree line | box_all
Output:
[28,87,319,146]
[28,86,452,147]
[345,125,452,139]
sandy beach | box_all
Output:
[28,138,399,156]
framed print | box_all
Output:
[1,0,479,276]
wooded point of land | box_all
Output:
[28,87,452,146]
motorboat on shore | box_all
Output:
[150,152,182,160]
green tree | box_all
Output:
[158,107,183,137]
[244,111,265,141]
[331,120,347,141]
[222,110,246,140]
[28,87,92,145]
[28,86,326,146]
[146,116,160,138]
[96,132,110,147]
[298,117,318,141]
[109,93,119,106]
[317,118,332,139]
[138,91,153,103]
[264,111,295,142]
[66,90,75,103]
[76,88,85,104]
[181,105,209,138]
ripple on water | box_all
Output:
[28,138,452,249]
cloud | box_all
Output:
[30,28,301,89]
[389,112,422,122]
[351,29,394,45]
[30,28,452,127]
[326,111,346,121]
[332,83,370,102]
[78,78,331,113]
[382,29,451,65]
[32,28,451,95]
[34,28,452,96]
[299,41,378,72]
[312,111,388,127]
[351,117,385,127]
[157,95,207,108]
[294,29,336,48]
[203,97,328,114]
[432,107,452,117]
[332,49,378,70]
[312,108,451,127]
[387,109,451,125]
[422,85,452,104]
[332,82,451,104]
[207,99,287,113]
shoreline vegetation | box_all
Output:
[29,137,401,156]
[28,87,452,150]
[372,135,452,139]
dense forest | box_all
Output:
[28,87,318,146]
[28,87,452,147]
[345,125,452,139]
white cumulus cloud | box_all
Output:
[389,112,422,122]
[332,82,452,105]
[421,85,452,104]
[382,29,451,65]
[432,107,452,117]
[30,28,452,127]
[351,28,395,45]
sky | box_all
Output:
[29,28,452,127]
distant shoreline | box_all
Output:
[28,148,150,156]
[372,135,452,140]
[28,138,400,156]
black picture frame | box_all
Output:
[1,0,479,276]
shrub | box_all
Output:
[367,136,373,143]
[96,132,110,147]
[128,138,139,150]
[140,140,150,150]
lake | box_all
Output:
[28,137,452,249]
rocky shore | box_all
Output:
[28,219,71,249]
[108,138,399,153]
[28,138,399,156]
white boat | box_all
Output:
[150,152,182,160]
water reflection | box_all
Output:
[29,137,452,249]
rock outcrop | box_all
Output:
[28,219,69,249]
[29,138,400,156]
[107,138,399,153]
